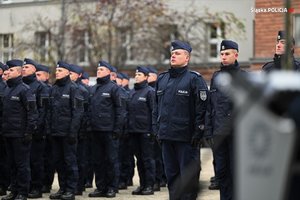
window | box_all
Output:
[206,22,225,61]
[0,34,14,62]
[294,15,300,47]
[35,31,50,62]
[75,30,91,65]
[117,27,134,63]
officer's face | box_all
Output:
[110,72,117,81]
[135,72,147,83]
[55,67,70,80]
[70,71,80,81]
[275,39,285,55]
[116,78,122,86]
[170,49,190,68]
[36,71,49,82]
[7,67,22,79]
[22,64,36,77]
[148,72,157,83]
[2,70,9,81]
[81,78,89,86]
[97,67,110,78]
[122,79,129,87]
[220,49,238,66]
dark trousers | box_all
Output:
[30,138,45,191]
[85,133,94,185]
[43,136,55,188]
[214,135,234,200]
[0,136,10,190]
[92,131,119,192]
[5,137,31,196]
[154,140,165,184]
[52,136,78,193]
[76,137,88,192]
[162,140,200,200]
[131,133,155,187]
[118,135,134,185]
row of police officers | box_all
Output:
[0,55,167,200]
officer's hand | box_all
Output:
[146,133,156,142]
[112,132,120,140]
[67,136,77,145]
[33,133,45,141]
[191,136,202,148]
[206,138,214,148]
[22,133,32,144]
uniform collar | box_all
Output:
[55,75,71,86]
[22,73,37,85]
[134,80,148,90]
[169,66,187,78]
[6,76,23,88]
[96,75,110,85]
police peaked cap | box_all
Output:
[111,66,117,73]
[0,62,8,71]
[98,60,114,72]
[220,40,239,52]
[277,30,295,45]
[57,61,71,71]
[136,66,149,75]
[24,58,38,68]
[69,64,83,75]
[120,72,129,80]
[171,40,192,53]
[147,66,158,74]
[82,71,89,79]
[6,59,24,68]
[36,64,50,73]
[117,72,124,79]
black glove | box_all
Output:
[206,138,214,148]
[67,136,77,145]
[146,133,156,142]
[112,132,120,140]
[191,136,202,148]
[22,133,32,144]
[33,133,45,140]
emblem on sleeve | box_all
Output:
[200,91,207,101]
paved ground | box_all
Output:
[39,148,220,200]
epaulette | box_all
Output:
[157,71,168,80]
[190,70,201,76]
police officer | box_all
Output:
[262,30,300,72]
[88,60,124,198]
[80,72,94,189]
[147,66,158,88]
[68,64,90,195]
[117,72,133,190]
[153,40,208,200]
[205,40,245,200]
[49,61,83,200]
[22,58,50,199]
[120,72,130,92]
[0,62,9,196]
[35,64,55,194]
[146,66,166,191]
[129,66,155,195]
[2,59,38,200]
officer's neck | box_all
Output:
[7,76,22,87]
[55,75,71,86]
[22,73,36,84]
